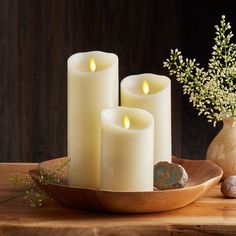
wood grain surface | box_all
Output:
[1,0,236,162]
[0,163,236,236]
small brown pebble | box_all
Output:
[154,162,188,190]
[221,176,236,198]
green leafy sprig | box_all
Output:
[1,158,70,207]
[163,15,236,126]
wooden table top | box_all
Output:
[0,163,236,236]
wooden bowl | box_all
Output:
[29,156,223,213]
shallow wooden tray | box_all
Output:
[29,156,223,213]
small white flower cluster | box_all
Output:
[163,15,236,126]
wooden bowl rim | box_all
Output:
[30,156,223,194]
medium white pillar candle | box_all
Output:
[101,106,154,191]
[121,74,171,164]
[68,51,118,188]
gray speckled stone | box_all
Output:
[154,162,188,190]
[221,176,236,198]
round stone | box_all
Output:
[154,161,188,190]
[221,176,236,198]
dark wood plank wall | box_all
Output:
[0,0,235,162]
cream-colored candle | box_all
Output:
[68,51,118,188]
[101,106,154,191]
[121,74,171,164]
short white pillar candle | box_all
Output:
[121,74,171,164]
[101,106,154,192]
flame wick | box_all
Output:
[123,115,130,129]
[142,80,149,95]
[89,58,96,72]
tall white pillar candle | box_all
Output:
[68,51,118,188]
[101,106,154,191]
[121,74,171,164]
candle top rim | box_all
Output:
[102,106,154,132]
[121,73,170,96]
[68,51,118,73]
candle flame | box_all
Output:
[142,80,149,95]
[123,115,130,129]
[89,58,96,72]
